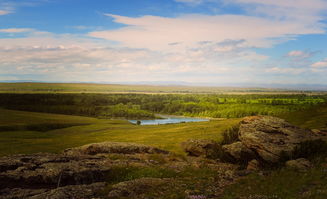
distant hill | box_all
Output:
[0,82,327,94]
[1,80,327,91]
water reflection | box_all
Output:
[129,116,209,125]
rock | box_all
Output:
[238,116,319,163]
[181,139,220,159]
[64,142,169,156]
[0,182,106,199]
[0,188,48,199]
[312,129,327,138]
[285,158,313,171]
[0,142,171,191]
[0,153,110,190]
[107,178,168,198]
[222,141,256,163]
[29,182,106,199]
[0,141,242,199]
[246,159,261,171]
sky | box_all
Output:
[1,0,327,86]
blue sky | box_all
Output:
[1,0,327,86]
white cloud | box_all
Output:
[0,10,11,15]
[175,0,205,5]
[311,59,327,68]
[0,28,33,33]
[90,13,324,51]
[1,0,327,84]
[0,29,268,83]
[287,51,307,57]
[286,50,316,60]
[266,67,306,74]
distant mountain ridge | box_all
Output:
[1,80,327,91]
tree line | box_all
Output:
[0,93,325,119]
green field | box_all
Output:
[1,82,326,94]
[1,102,326,157]
[0,83,326,156]
[0,83,327,199]
[0,108,240,156]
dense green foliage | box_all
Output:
[0,93,325,119]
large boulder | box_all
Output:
[0,142,174,199]
[0,183,106,199]
[64,142,169,156]
[181,139,220,159]
[238,116,320,163]
[0,153,110,190]
[222,141,256,163]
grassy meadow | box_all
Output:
[0,108,240,156]
[0,83,327,199]
[0,83,326,156]
[1,82,325,94]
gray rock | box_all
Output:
[238,116,319,163]
[246,159,261,171]
[0,188,49,199]
[0,142,173,198]
[64,142,169,156]
[181,139,220,159]
[28,182,106,199]
[0,153,110,189]
[222,141,256,163]
[107,178,168,198]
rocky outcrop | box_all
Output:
[0,183,106,199]
[0,153,110,190]
[107,178,169,198]
[0,142,173,199]
[222,142,256,163]
[237,116,323,163]
[181,139,220,159]
[0,141,238,199]
[246,159,261,171]
[64,142,169,156]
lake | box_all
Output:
[129,116,209,125]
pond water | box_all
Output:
[129,116,209,125]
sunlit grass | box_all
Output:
[0,108,240,156]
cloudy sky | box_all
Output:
[1,0,327,85]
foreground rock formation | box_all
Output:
[221,116,327,164]
[1,116,326,198]
[0,142,237,199]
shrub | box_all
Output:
[292,139,327,160]
[220,125,240,145]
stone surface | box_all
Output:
[285,158,313,171]
[29,182,106,199]
[238,116,320,163]
[0,153,110,190]
[64,142,169,156]
[0,141,238,199]
[246,159,261,171]
[0,183,107,199]
[181,139,220,159]
[222,141,256,163]
[0,142,173,199]
[107,178,168,198]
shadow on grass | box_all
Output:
[0,123,89,132]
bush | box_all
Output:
[220,125,240,145]
[292,139,327,160]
